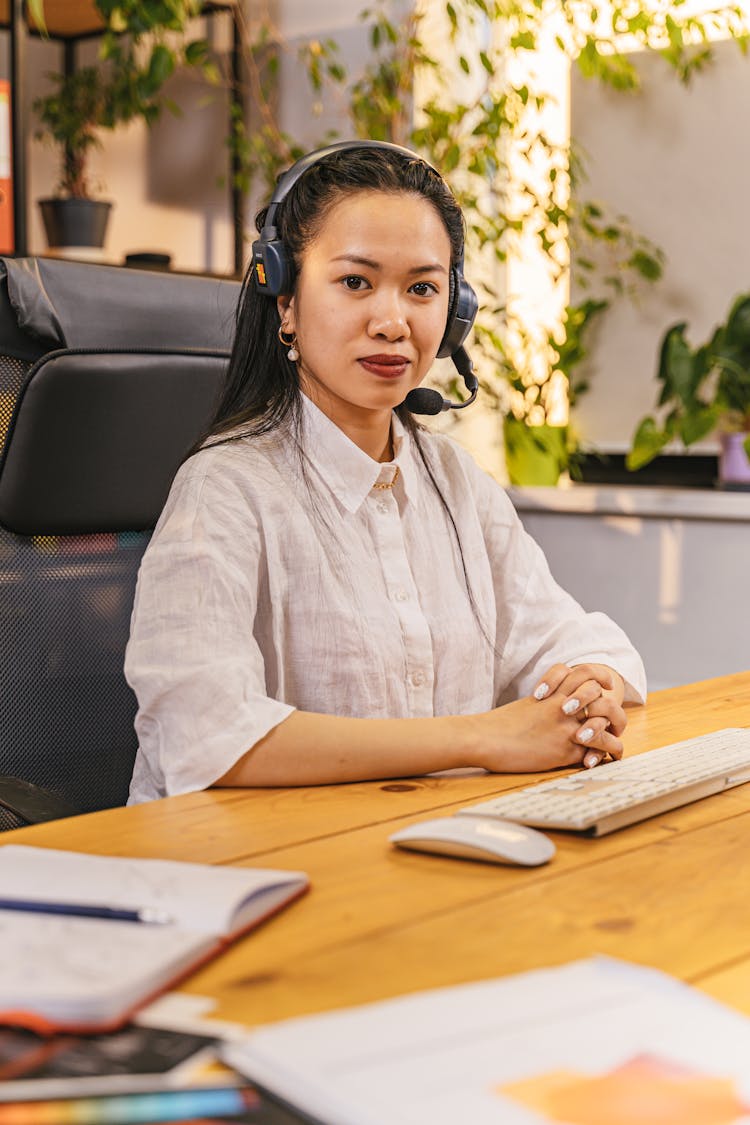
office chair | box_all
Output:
[0,256,240,830]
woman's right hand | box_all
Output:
[473,682,625,774]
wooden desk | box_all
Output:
[6,672,750,1030]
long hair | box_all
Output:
[201,145,466,447]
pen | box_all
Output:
[0,898,173,924]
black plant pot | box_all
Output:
[38,197,112,249]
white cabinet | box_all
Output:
[509,485,750,691]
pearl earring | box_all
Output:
[278,326,299,363]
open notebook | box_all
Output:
[0,846,308,1034]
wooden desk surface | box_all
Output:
[7,672,750,1028]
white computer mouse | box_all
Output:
[389,815,555,867]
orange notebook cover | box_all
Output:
[0,846,308,1035]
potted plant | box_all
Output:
[627,294,750,489]
[34,66,115,249]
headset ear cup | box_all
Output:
[437,269,458,359]
[437,268,478,359]
[251,237,296,296]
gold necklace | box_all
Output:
[372,465,401,491]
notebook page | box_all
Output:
[0,912,207,1023]
[0,846,305,934]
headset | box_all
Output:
[250,140,479,415]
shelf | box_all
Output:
[0,1,238,39]
[0,1,104,38]
[507,482,750,523]
[3,0,244,272]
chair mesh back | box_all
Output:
[0,354,26,446]
[0,352,147,824]
[0,806,22,832]
[0,528,148,818]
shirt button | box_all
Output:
[394,589,408,602]
[410,671,426,687]
[376,501,389,514]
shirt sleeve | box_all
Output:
[460,454,647,706]
[125,452,295,801]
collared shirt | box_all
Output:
[125,396,646,803]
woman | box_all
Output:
[125,141,646,803]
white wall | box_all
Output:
[276,0,371,37]
[570,39,750,453]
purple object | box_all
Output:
[719,432,750,489]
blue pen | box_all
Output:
[0,898,173,923]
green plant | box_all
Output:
[627,294,750,470]
[33,0,215,198]
[475,298,607,481]
[476,298,607,424]
[34,68,107,199]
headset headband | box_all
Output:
[261,139,448,238]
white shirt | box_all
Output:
[125,396,646,803]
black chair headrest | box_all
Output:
[0,257,239,352]
[0,258,242,535]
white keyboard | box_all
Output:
[458,727,750,837]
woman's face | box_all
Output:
[277,189,452,445]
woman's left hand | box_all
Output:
[531,662,627,769]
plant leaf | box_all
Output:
[627,416,669,470]
[657,323,704,406]
[184,39,209,66]
[680,406,720,446]
[724,293,750,348]
[28,0,47,33]
[628,249,663,281]
[146,44,175,92]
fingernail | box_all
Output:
[578,727,595,744]
[584,752,601,768]
[533,682,549,700]
[562,698,580,715]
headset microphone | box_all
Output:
[403,346,479,416]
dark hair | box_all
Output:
[202,144,466,445]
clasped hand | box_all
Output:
[479,662,627,774]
